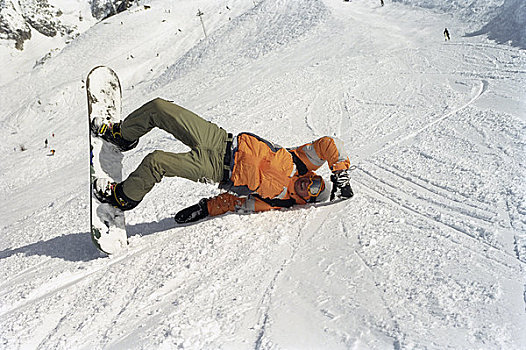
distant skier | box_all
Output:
[91,98,354,223]
[444,28,450,41]
[45,139,48,148]
[380,0,384,6]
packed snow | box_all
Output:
[1,0,525,349]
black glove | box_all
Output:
[330,169,354,201]
[174,198,209,224]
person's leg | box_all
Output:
[121,147,227,202]
[121,98,225,149]
[118,98,231,203]
[94,147,222,210]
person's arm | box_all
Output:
[207,193,276,216]
[291,136,350,172]
[174,193,276,224]
[291,136,354,200]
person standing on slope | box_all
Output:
[91,98,354,223]
[444,28,450,41]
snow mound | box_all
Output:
[393,0,526,48]
[466,0,526,48]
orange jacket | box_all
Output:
[208,134,350,216]
[230,133,296,199]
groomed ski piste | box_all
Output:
[1,0,525,348]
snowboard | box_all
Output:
[87,66,127,255]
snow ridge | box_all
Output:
[150,0,329,91]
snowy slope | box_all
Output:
[392,0,526,48]
[1,0,525,349]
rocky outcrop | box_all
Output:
[0,0,32,50]
[91,0,133,21]
[0,0,133,50]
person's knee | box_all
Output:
[149,97,171,111]
[144,150,166,165]
[143,150,169,178]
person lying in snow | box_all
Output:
[91,98,354,223]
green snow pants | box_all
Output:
[120,98,230,202]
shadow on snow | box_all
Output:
[0,202,343,262]
[0,217,182,262]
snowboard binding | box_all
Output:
[93,178,140,211]
[91,117,138,152]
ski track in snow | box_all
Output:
[0,245,151,319]
[1,0,526,349]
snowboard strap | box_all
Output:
[222,133,234,181]
[290,151,308,175]
[253,194,296,208]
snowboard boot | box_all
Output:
[91,117,138,151]
[93,178,140,211]
[174,198,209,224]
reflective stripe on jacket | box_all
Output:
[207,193,273,217]
[289,136,350,173]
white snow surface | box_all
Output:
[1,0,526,349]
